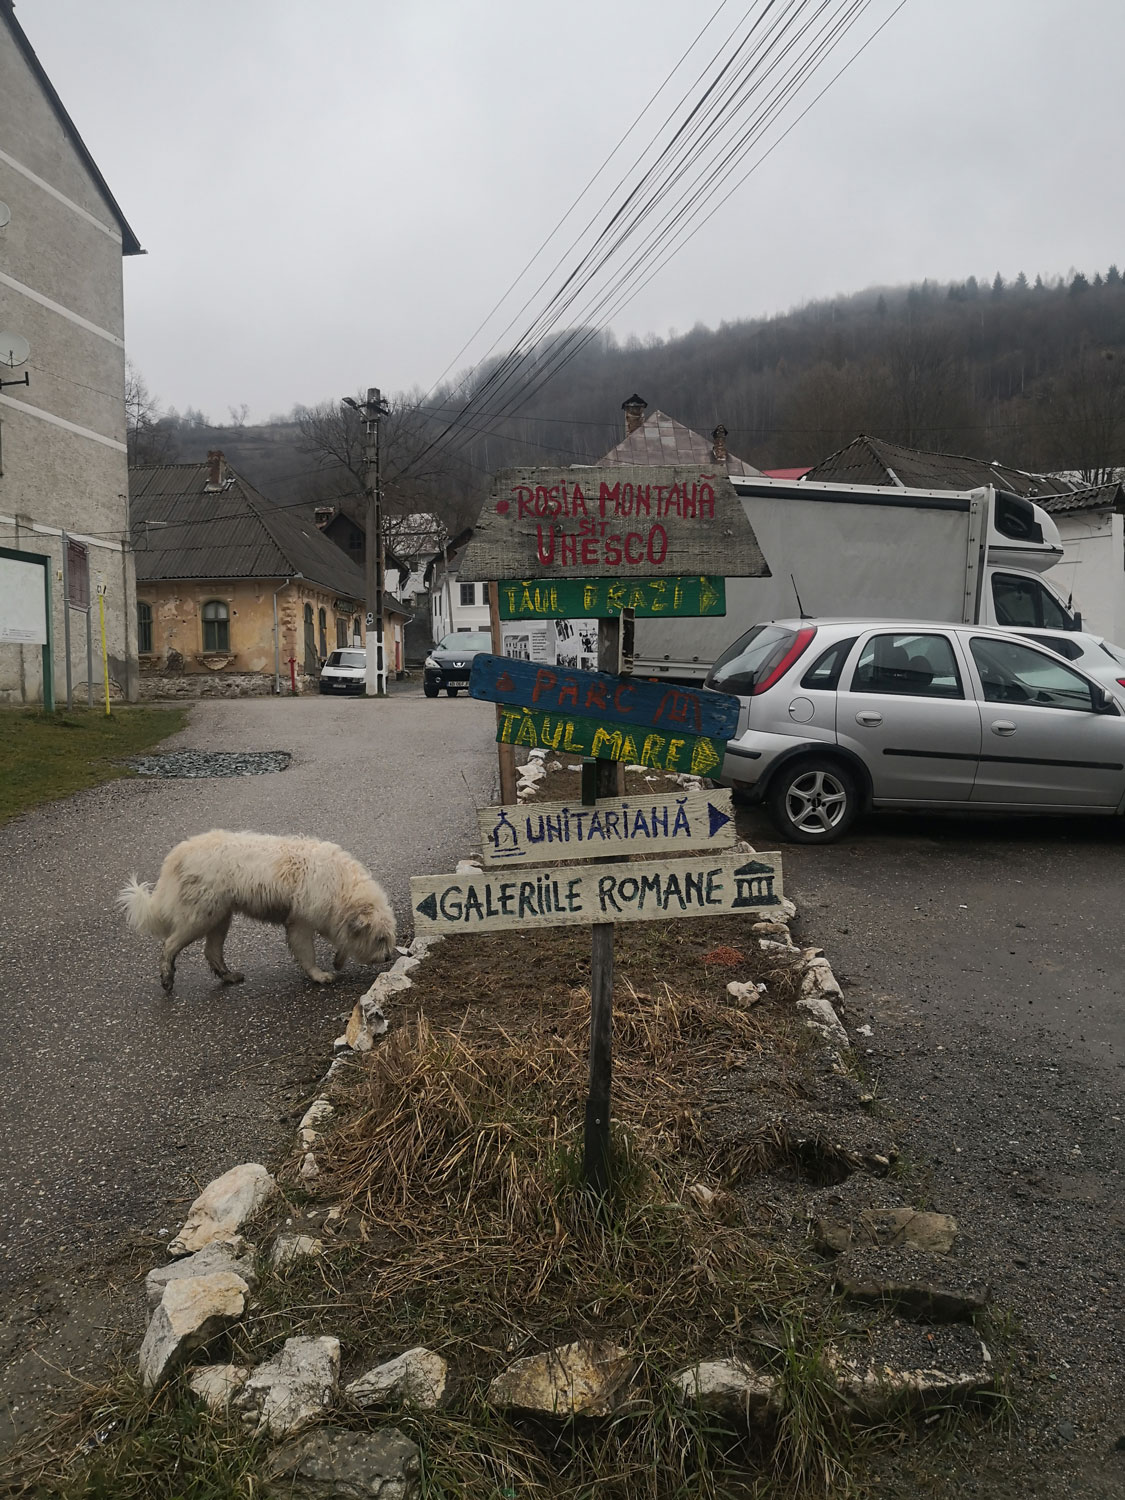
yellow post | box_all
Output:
[98,589,111,716]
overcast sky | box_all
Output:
[21,0,1125,423]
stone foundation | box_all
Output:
[138,672,307,700]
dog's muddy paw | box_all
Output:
[221,970,246,986]
[308,969,335,985]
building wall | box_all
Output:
[137,579,364,688]
[0,21,136,704]
[1053,510,1125,645]
[431,573,491,641]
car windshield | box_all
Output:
[325,650,366,668]
[438,633,491,652]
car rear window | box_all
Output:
[706,624,815,696]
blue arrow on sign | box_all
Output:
[707,800,732,839]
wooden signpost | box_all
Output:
[477,788,737,865]
[417,463,771,1203]
[457,465,769,582]
[411,851,783,936]
[498,575,726,620]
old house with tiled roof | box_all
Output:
[130,452,410,695]
[599,394,761,474]
[0,0,142,704]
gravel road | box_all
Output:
[0,689,496,1444]
[736,801,1125,1497]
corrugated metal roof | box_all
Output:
[599,410,760,475]
[804,436,1080,497]
[129,462,367,598]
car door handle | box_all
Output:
[991,720,1017,736]
[855,711,883,727]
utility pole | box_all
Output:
[344,388,390,697]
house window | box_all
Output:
[353,615,361,643]
[201,600,229,653]
[459,582,475,606]
[137,600,153,655]
[337,615,348,649]
[318,607,328,659]
[347,530,363,556]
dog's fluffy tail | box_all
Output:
[117,875,165,935]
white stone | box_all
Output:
[346,1347,449,1411]
[726,980,764,1007]
[775,896,798,921]
[828,1338,992,1416]
[487,1341,633,1418]
[672,1358,778,1422]
[271,1233,325,1270]
[685,1182,717,1209]
[267,1428,420,1499]
[145,1239,257,1312]
[408,934,443,957]
[188,1363,249,1412]
[300,1153,320,1181]
[139,1272,250,1390]
[168,1163,277,1256]
[802,957,843,1000]
[456,858,484,873]
[299,1099,335,1148]
[240,1335,341,1436]
[799,993,850,1049]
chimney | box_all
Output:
[313,505,334,530]
[205,450,227,490]
[622,393,648,435]
[711,424,729,465]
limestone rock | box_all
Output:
[726,980,765,1006]
[168,1163,277,1256]
[408,934,442,957]
[239,1334,340,1436]
[266,1427,420,1499]
[345,1346,449,1411]
[139,1271,249,1390]
[671,1358,778,1423]
[188,1363,249,1412]
[797,962,849,1048]
[271,1233,325,1270]
[488,1340,633,1418]
[299,1099,335,1149]
[299,1153,321,1181]
[827,1321,992,1416]
[814,1208,958,1256]
[145,1239,257,1312]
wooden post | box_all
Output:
[489,582,518,805]
[583,613,623,1202]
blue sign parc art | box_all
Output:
[470,654,741,742]
[476,789,736,865]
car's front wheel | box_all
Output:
[423,682,439,698]
[767,757,858,844]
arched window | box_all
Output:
[336,615,348,649]
[318,607,328,659]
[137,600,153,654]
[303,603,317,674]
[353,615,361,643]
[201,599,229,652]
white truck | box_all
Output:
[634,475,1082,682]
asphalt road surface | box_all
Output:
[0,689,497,1297]
[736,799,1125,1496]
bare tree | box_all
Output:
[1039,347,1125,485]
[125,361,179,466]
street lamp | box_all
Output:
[343,388,390,697]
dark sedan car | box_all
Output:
[423,632,492,697]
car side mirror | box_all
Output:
[1093,686,1119,715]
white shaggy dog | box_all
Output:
[118,830,397,992]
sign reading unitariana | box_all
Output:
[410,852,783,937]
[476,788,736,866]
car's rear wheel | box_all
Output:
[767,757,858,844]
[423,682,439,698]
[446,687,460,697]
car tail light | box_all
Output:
[751,626,818,695]
[1117,678,1125,689]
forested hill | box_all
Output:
[134,266,1125,531]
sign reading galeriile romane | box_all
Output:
[457,465,770,581]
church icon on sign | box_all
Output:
[731,859,778,907]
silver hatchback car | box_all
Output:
[706,618,1125,842]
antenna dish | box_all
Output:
[0,202,10,230]
[0,333,30,368]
